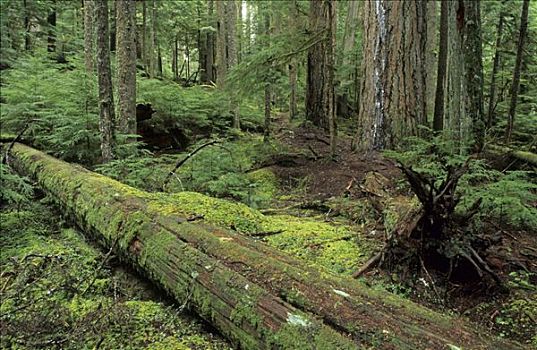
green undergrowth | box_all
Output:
[96,135,287,209]
[0,198,229,349]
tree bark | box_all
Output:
[8,143,518,350]
[288,0,299,120]
[355,0,427,151]
[486,10,504,129]
[47,4,56,53]
[433,0,448,132]
[109,0,116,52]
[463,0,485,152]
[83,0,95,73]
[305,0,337,156]
[225,0,240,129]
[505,0,529,144]
[23,0,31,51]
[215,0,226,85]
[142,0,148,72]
[206,0,215,83]
[95,0,116,162]
[264,10,271,142]
[116,0,137,137]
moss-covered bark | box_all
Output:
[9,143,521,350]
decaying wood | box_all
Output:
[8,143,521,350]
[486,143,537,167]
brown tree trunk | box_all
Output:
[305,0,336,140]
[505,0,529,144]
[95,0,116,162]
[172,36,179,81]
[47,5,56,53]
[463,0,485,152]
[433,0,448,132]
[225,0,240,129]
[264,10,271,142]
[9,143,518,350]
[142,0,148,72]
[116,0,137,137]
[288,0,299,120]
[23,0,31,51]
[486,10,505,129]
[425,0,437,118]
[355,0,427,151]
[83,0,94,73]
[206,0,215,83]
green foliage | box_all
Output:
[0,53,101,164]
[0,163,33,206]
[385,135,537,230]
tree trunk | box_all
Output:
[206,0,215,84]
[463,0,485,152]
[172,36,179,81]
[225,0,240,129]
[264,10,271,142]
[95,0,115,162]
[148,0,156,78]
[142,0,148,72]
[425,0,437,118]
[83,0,94,73]
[355,0,427,151]
[23,0,31,51]
[305,0,336,147]
[116,0,137,137]
[215,0,226,85]
[47,5,56,52]
[109,0,116,52]
[288,0,299,120]
[505,0,529,144]
[433,0,448,132]
[8,143,518,350]
[486,10,504,129]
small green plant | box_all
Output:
[0,163,33,207]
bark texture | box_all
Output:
[463,0,485,152]
[116,0,137,136]
[505,0,530,144]
[215,0,227,84]
[95,0,115,162]
[433,0,448,132]
[306,0,336,134]
[356,0,427,151]
[486,9,504,129]
[8,143,520,350]
[83,0,95,73]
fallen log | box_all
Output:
[8,143,520,350]
[486,143,537,167]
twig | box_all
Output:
[162,140,220,190]
[249,229,283,238]
[352,251,382,278]
[308,144,319,159]
[2,119,38,165]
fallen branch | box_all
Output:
[161,140,220,190]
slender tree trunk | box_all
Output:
[172,36,179,81]
[226,0,240,129]
[185,34,190,80]
[337,0,359,119]
[109,0,116,52]
[463,0,485,152]
[47,5,56,52]
[215,0,226,85]
[23,0,31,51]
[198,2,208,83]
[206,0,215,83]
[425,0,437,118]
[142,0,148,72]
[148,0,156,78]
[505,0,529,144]
[157,45,162,78]
[288,0,298,119]
[83,0,95,73]
[238,0,243,63]
[263,9,271,142]
[355,0,427,151]
[433,0,448,132]
[486,11,504,129]
[95,0,116,162]
[116,0,137,137]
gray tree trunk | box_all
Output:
[96,0,116,162]
[116,0,137,137]
[83,0,95,73]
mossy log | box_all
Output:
[486,143,537,167]
[9,143,521,350]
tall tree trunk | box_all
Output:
[337,0,359,119]
[116,0,137,137]
[226,0,240,129]
[206,0,215,83]
[425,0,437,118]
[109,0,116,52]
[47,4,56,52]
[172,36,179,81]
[148,0,156,78]
[23,0,31,51]
[95,0,116,162]
[305,0,336,134]
[288,0,299,120]
[263,9,271,142]
[142,0,148,72]
[237,0,243,63]
[486,10,504,129]
[505,0,529,144]
[355,0,427,151]
[83,0,94,73]
[463,0,485,152]
[215,0,226,85]
[433,0,448,132]
[198,2,208,83]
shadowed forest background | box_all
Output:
[0,0,536,349]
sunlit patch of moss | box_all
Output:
[383,195,420,233]
[246,169,280,208]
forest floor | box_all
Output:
[2,113,535,348]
